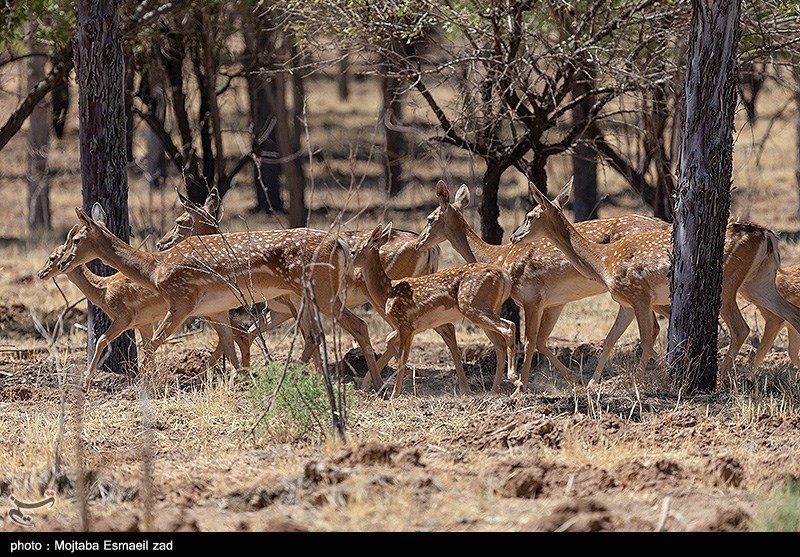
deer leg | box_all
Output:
[391,332,414,398]
[84,316,133,391]
[330,302,383,391]
[433,323,470,395]
[789,326,800,368]
[463,309,516,394]
[536,305,580,385]
[137,325,154,370]
[517,302,544,392]
[589,305,635,387]
[718,288,750,377]
[633,306,658,379]
[751,308,785,377]
[204,312,242,386]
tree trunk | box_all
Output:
[382,57,404,197]
[337,50,349,102]
[27,27,51,233]
[275,70,306,227]
[143,68,167,191]
[76,0,137,376]
[571,66,598,222]
[667,0,740,394]
[794,65,800,219]
[649,78,676,222]
[244,19,284,214]
[51,81,69,139]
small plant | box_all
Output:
[249,360,349,442]
[752,476,800,531]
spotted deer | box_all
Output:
[746,264,800,373]
[351,223,516,397]
[154,190,460,387]
[55,203,385,389]
[415,180,671,391]
[509,178,800,385]
[38,232,252,389]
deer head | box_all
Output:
[37,225,80,280]
[56,203,114,273]
[156,187,222,251]
[350,223,393,268]
[414,180,471,252]
[508,177,573,245]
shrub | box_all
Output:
[752,476,800,531]
[249,360,349,442]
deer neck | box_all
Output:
[450,212,508,265]
[545,212,610,284]
[65,266,110,311]
[361,248,393,313]
[94,230,160,290]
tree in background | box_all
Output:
[75,0,136,376]
[26,21,51,232]
[667,0,741,393]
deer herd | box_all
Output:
[36,178,800,397]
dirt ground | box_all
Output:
[2,61,800,532]
[1,331,799,532]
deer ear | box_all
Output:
[75,208,94,229]
[65,223,80,241]
[204,187,221,218]
[436,180,450,209]
[91,202,107,225]
[177,189,194,211]
[553,177,573,209]
[381,222,393,242]
[528,182,549,208]
[370,224,383,242]
[454,184,470,209]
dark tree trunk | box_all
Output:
[275,70,306,227]
[649,78,676,222]
[337,50,349,101]
[667,0,740,394]
[479,163,505,245]
[571,66,598,222]
[51,81,69,139]
[159,25,205,202]
[76,0,137,376]
[244,19,284,214]
[382,57,404,197]
[27,27,51,232]
[142,68,167,191]
[123,42,135,162]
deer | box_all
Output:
[414,179,671,392]
[154,189,467,392]
[508,178,800,385]
[54,203,385,390]
[350,223,516,398]
[746,263,800,373]
[38,232,252,389]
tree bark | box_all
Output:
[337,50,349,102]
[51,81,69,139]
[244,17,284,214]
[76,0,137,376]
[571,66,598,222]
[274,70,306,227]
[27,27,51,233]
[382,57,405,197]
[667,0,740,394]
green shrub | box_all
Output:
[752,477,800,531]
[249,360,349,442]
